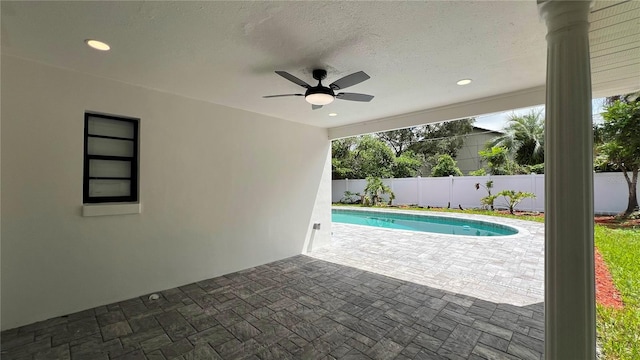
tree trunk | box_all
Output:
[622,168,639,216]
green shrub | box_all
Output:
[340,191,360,204]
[496,190,536,214]
[363,177,395,206]
[431,154,463,177]
[475,180,495,210]
[469,168,487,176]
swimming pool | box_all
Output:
[332,209,518,236]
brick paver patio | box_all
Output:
[313,209,545,307]
[1,211,545,359]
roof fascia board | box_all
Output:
[328,86,546,140]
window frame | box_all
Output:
[83,112,139,204]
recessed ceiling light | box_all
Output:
[85,39,111,51]
[457,79,472,86]
[328,113,338,117]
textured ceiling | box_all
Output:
[1,1,638,129]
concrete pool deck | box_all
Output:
[310,208,545,307]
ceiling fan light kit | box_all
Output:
[305,93,334,105]
[264,68,374,110]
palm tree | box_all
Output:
[363,177,395,206]
[488,110,545,166]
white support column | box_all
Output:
[538,1,595,359]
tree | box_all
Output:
[377,119,475,160]
[478,146,518,175]
[595,94,640,216]
[488,110,545,166]
[352,135,395,179]
[377,128,420,157]
[431,154,463,177]
[392,151,423,178]
[363,177,395,206]
[408,118,475,161]
[332,118,474,180]
[332,136,396,179]
[331,138,356,179]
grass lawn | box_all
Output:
[595,226,640,359]
[333,204,640,359]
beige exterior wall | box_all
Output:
[455,127,500,175]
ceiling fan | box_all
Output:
[263,69,374,110]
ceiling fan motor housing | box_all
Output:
[305,69,335,105]
[312,69,328,81]
[305,85,334,98]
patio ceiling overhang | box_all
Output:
[329,0,639,139]
[2,1,637,132]
[1,1,638,359]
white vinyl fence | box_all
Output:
[332,172,637,215]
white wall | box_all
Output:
[1,56,331,330]
[333,173,636,215]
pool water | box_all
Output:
[332,209,518,236]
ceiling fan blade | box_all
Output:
[330,71,370,90]
[275,71,311,88]
[336,92,374,102]
[263,94,304,98]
